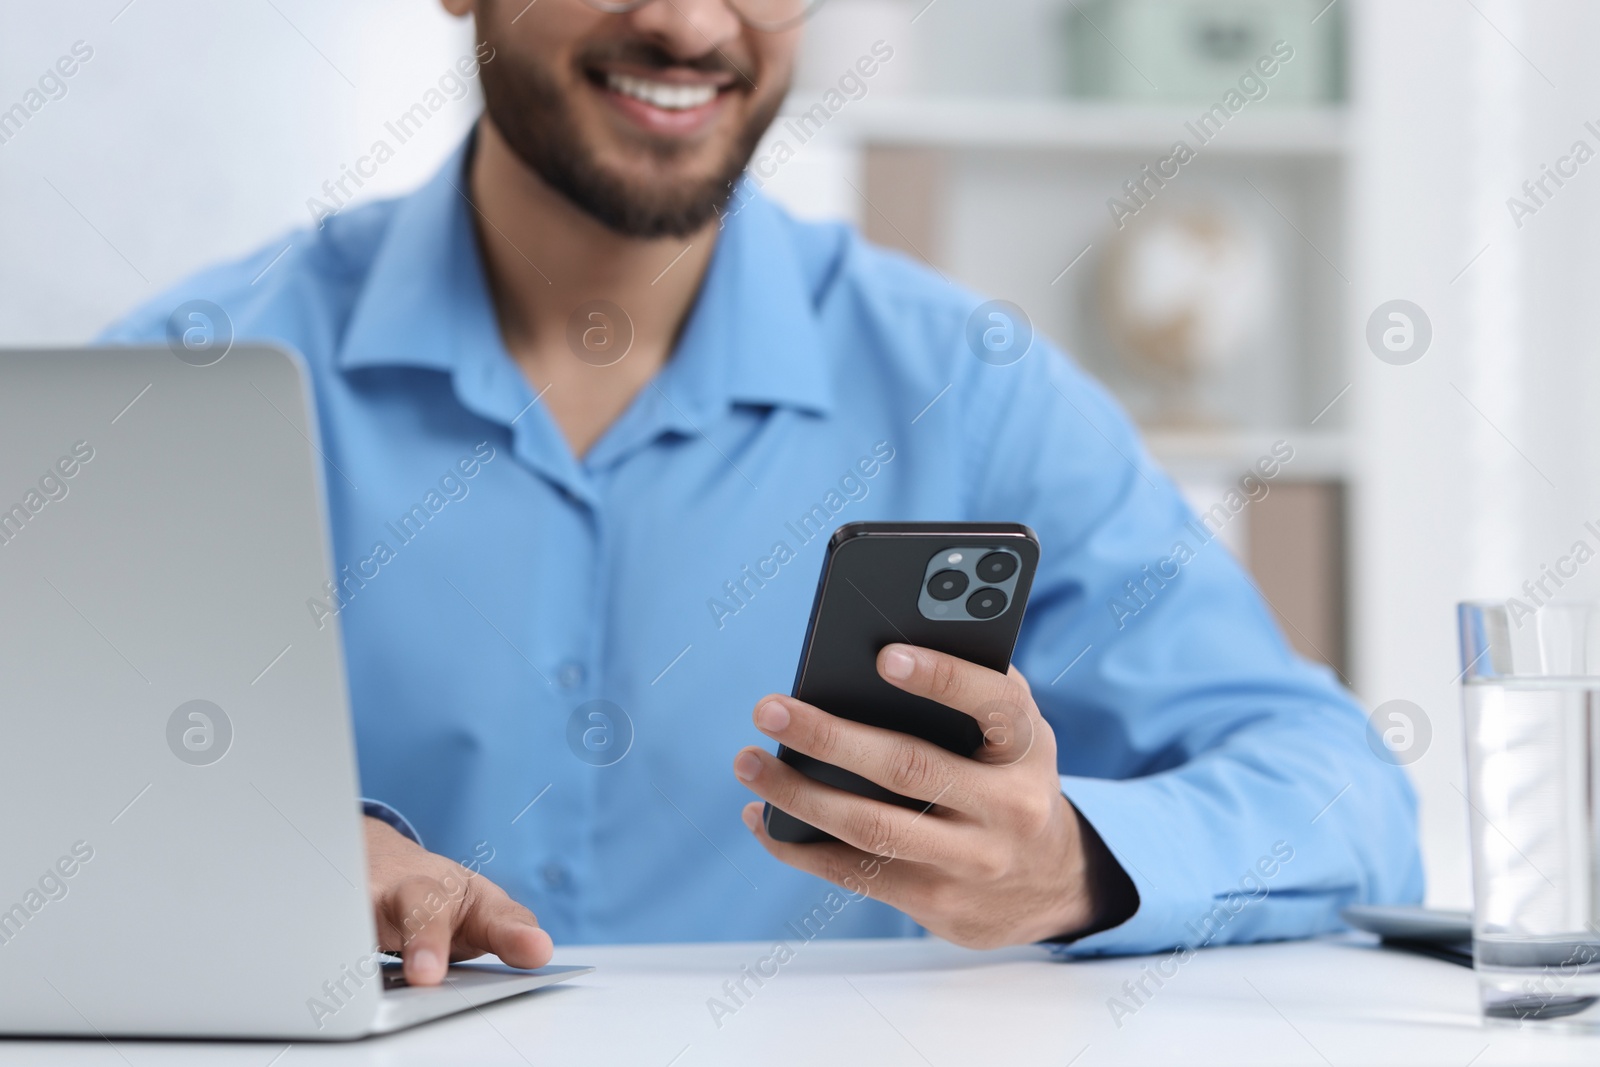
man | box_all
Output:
[102,0,1422,986]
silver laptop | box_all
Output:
[0,345,590,1039]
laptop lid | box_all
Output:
[0,345,381,1038]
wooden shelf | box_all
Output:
[795,96,1349,157]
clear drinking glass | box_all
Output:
[1459,600,1600,1029]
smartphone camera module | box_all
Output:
[918,546,1022,622]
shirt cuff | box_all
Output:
[1044,773,1206,958]
[361,798,423,848]
[1039,790,1140,948]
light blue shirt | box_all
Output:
[101,136,1421,953]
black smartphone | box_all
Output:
[763,521,1040,845]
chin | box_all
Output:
[603,152,737,201]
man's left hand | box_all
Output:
[733,643,1120,948]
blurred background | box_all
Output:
[7,0,1600,913]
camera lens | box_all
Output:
[977,551,1018,583]
[927,569,969,601]
[967,587,1007,619]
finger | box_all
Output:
[740,802,929,912]
[878,645,1039,767]
[751,694,982,809]
[455,879,555,970]
[381,876,458,986]
[973,691,1039,769]
[733,746,955,865]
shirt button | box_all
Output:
[542,862,571,891]
[557,661,586,689]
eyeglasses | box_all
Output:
[577,0,826,33]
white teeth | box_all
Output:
[605,71,717,111]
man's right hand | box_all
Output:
[364,816,554,985]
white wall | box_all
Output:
[1351,0,1600,907]
[0,0,476,344]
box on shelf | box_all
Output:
[1065,0,1344,105]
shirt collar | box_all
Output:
[336,136,834,421]
[337,136,493,377]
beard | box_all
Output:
[475,32,783,240]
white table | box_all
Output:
[5,936,1600,1065]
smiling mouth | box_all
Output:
[603,71,723,111]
